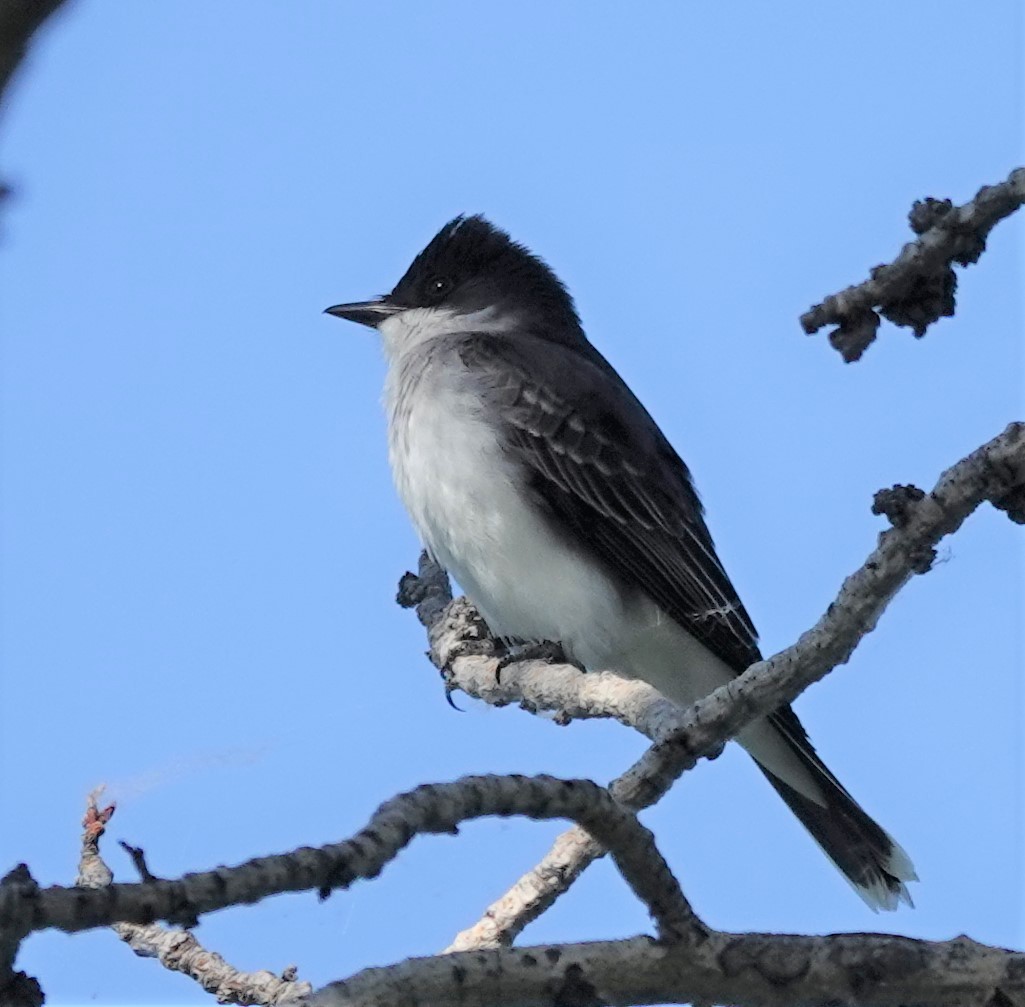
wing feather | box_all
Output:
[457,333,762,674]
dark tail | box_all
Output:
[757,708,917,911]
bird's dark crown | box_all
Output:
[388,215,582,337]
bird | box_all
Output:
[325,214,916,910]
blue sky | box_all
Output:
[1,2,1022,1004]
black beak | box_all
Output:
[324,298,403,329]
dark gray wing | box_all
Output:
[457,332,762,674]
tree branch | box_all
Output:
[0,867,42,1007]
[0,775,698,956]
[75,790,312,1006]
[398,555,687,739]
[311,932,1025,1007]
[801,167,1025,360]
[444,685,703,951]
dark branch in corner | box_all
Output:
[801,167,1025,361]
[0,0,68,220]
[0,867,42,1007]
[0,0,68,104]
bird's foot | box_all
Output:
[495,639,584,683]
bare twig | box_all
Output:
[110,924,310,1006]
[311,932,1025,1007]
[118,841,159,884]
[801,167,1025,360]
[0,793,114,1005]
[403,422,1025,950]
[75,789,312,1006]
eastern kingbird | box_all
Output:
[326,215,916,910]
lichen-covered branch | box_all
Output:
[311,931,1025,1007]
[800,167,1025,360]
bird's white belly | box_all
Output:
[389,380,628,667]
[384,362,819,796]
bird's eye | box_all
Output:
[426,275,452,300]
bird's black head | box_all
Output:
[390,215,580,328]
[326,215,583,344]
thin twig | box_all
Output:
[75,789,312,1006]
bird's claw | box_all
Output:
[494,639,580,684]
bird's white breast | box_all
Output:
[383,341,627,667]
